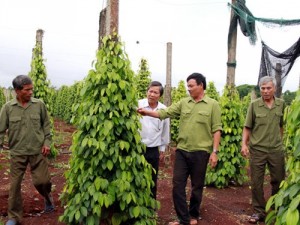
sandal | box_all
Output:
[190,218,198,225]
[190,216,202,225]
[168,222,181,225]
[168,221,190,225]
[248,213,265,224]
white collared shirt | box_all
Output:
[138,99,170,152]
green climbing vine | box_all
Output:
[136,58,151,99]
[28,43,58,158]
[0,87,5,109]
[170,80,188,144]
[206,81,220,101]
[266,90,300,225]
[60,34,157,225]
[205,85,247,188]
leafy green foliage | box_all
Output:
[206,81,220,101]
[170,80,188,144]
[266,90,300,225]
[29,45,53,111]
[283,90,296,106]
[7,87,14,101]
[205,85,247,188]
[51,82,83,124]
[0,87,5,109]
[28,43,58,158]
[136,58,151,99]
[241,93,252,117]
[237,84,260,99]
[60,34,157,225]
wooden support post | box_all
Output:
[98,8,107,50]
[98,0,119,48]
[226,0,237,86]
[164,42,172,107]
[275,63,282,98]
[105,0,119,35]
[35,29,44,55]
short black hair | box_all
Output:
[12,75,33,90]
[147,81,164,96]
[186,73,206,90]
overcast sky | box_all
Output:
[0,0,300,92]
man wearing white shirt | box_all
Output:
[138,81,170,199]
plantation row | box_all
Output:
[0,33,299,225]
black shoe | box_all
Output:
[43,194,55,213]
[248,213,265,224]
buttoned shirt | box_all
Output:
[245,97,285,152]
[138,99,170,152]
[158,95,222,152]
[0,97,51,155]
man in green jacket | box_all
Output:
[138,73,222,225]
[241,76,285,224]
[0,75,54,225]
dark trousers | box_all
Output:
[8,154,52,222]
[144,146,160,199]
[250,150,285,215]
[172,149,210,225]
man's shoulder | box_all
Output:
[275,97,284,104]
[1,99,16,110]
[203,95,219,105]
[31,97,42,103]
[31,98,47,107]
[250,98,262,105]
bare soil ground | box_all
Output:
[0,119,268,225]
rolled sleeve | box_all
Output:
[211,101,222,133]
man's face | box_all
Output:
[16,84,33,103]
[147,86,161,104]
[260,81,275,101]
[187,79,202,99]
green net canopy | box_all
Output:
[228,0,300,45]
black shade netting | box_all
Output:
[258,37,300,87]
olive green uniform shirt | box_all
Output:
[0,97,51,156]
[158,95,222,152]
[244,97,284,152]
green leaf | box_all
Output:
[132,206,140,218]
[80,206,88,217]
[286,208,299,225]
[87,215,95,225]
[107,160,113,170]
[266,195,275,211]
[75,210,81,221]
[112,213,122,225]
[289,195,300,211]
[95,177,101,191]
